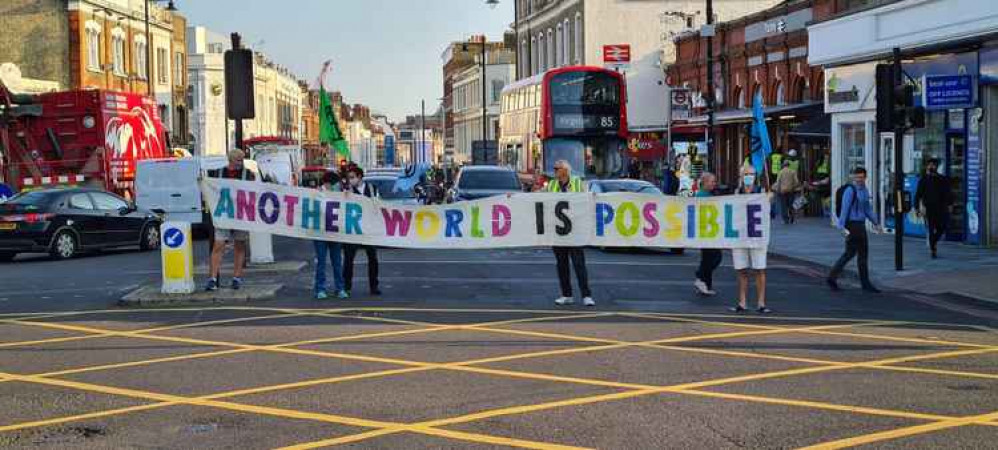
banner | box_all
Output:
[201,179,771,249]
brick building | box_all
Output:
[0,0,187,144]
[668,0,837,187]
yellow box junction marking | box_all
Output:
[0,307,996,449]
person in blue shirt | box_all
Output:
[828,167,882,293]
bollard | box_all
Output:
[161,222,196,294]
[249,232,274,265]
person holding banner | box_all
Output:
[694,173,722,296]
[730,166,772,314]
[548,160,595,307]
[205,150,256,292]
[342,166,382,296]
[312,171,349,300]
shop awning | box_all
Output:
[679,101,824,126]
[789,114,831,138]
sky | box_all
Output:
[180,0,513,122]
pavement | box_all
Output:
[1,237,998,448]
[769,217,998,303]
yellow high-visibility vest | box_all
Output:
[547,176,584,193]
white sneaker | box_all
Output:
[583,297,596,307]
[555,296,575,306]
[704,289,718,297]
[694,279,710,296]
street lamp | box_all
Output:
[462,41,490,159]
[144,0,177,96]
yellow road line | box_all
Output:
[412,425,592,450]
[275,429,401,450]
[0,402,184,433]
[798,410,998,449]
[675,389,951,422]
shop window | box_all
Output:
[913,111,946,168]
[840,123,866,175]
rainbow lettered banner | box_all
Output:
[202,179,770,249]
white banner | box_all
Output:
[201,179,770,249]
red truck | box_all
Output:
[0,80,168,198]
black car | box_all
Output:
[0,188,162,261]
[446,166,522,203]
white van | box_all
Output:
[135,157,261,225]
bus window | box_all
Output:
[543,138,585,177]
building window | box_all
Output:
[85,22,102,71]
[555,24,562,68]
[491,80,504,104]
[841,123,867,175]
[538,33,545,72]
[521,38,528,77]
[531,37,538,75]
[174,52,184,86]
[547,29,554,70]
[111,32,126,76]
[134,40,148,79]
[563,19,570,66]
[156,47,168,84]
[574,13,583,64]
[776,82,786,106]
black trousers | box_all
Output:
[696,249,723,290]
[926,209,949,252]
[780,193,796,223]
[344,244,379,292]
[829,222,873,287]
[553,247,591,298]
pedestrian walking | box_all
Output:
[828,167,882,293]
[694,173,722,296]
[313,171,349,300]
[774,160,801,224]
[205,149,255,291]
[548,160,594,307]
[342,166,382,296]
[731,166,772,314]
[915,158,952,259]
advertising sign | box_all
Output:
[922,75,974,110]
[603,44,631,73]
[966,108,983,245]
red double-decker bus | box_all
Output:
[498,66,628,186]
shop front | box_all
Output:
[809,0,998,247]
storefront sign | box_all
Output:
[824,62,877,113]
[922,75,974,110]
[744,8,812,43]
[627,137,666,161]
[966,108,983,245]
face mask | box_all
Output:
[743,175,756,187]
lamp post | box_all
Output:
[143,0,177,97]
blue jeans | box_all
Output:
[313,241,344,293]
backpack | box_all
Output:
[835,184,856,217]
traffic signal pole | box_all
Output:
[893,47,905,271]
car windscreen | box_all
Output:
[597,181,657,193]
[0,191,58,213]
[458,171,520,190]
[367,179,414,200]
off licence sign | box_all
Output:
[603,45,631,63]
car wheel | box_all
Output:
[50,231,78,260]
[0,252,16,262]
[140,224,160,251]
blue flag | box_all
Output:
[750,91,773,177]
[393,163,429,193]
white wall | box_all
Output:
[809,0,998,66]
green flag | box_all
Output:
[319,86,350,160]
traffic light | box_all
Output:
[876,64,925,132]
